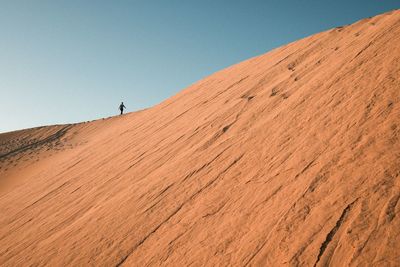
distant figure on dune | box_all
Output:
[119,102,126,115]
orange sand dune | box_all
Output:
[1,9,400,267]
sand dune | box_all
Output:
[1,9,399,266]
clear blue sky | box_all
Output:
[0,1,398,133]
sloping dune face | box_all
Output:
[1,10,400,267]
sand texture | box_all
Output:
[1,9,400,267]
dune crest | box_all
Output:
[1,10,400,266]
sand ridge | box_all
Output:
[0,9,400,266]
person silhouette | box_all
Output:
[119,102,126,115]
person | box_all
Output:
[119,102,126,115]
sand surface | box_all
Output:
[1,9,400,267]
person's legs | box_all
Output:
[120,109,123,115]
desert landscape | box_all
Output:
[1,9,399,266]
